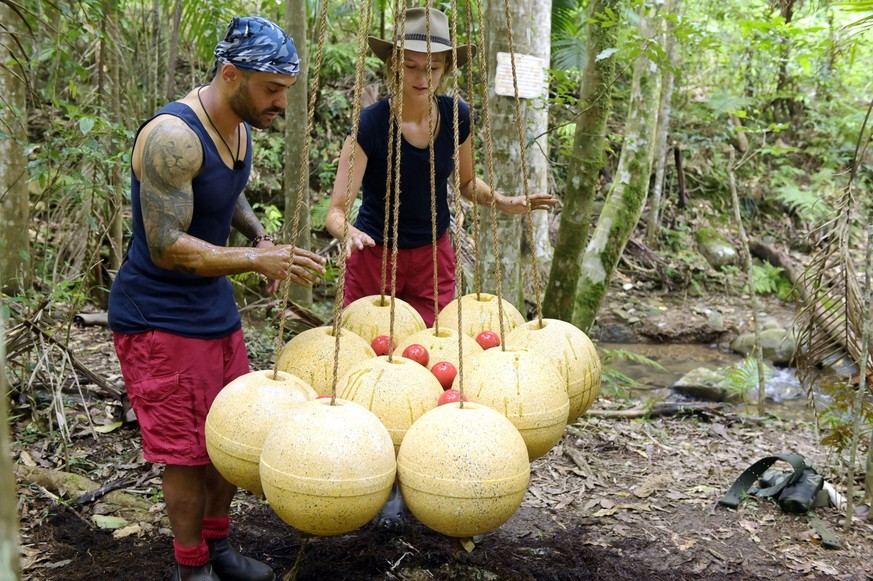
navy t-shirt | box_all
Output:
[108,101,253,339]
[353,95,471,249]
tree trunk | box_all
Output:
[0,316,21,579]
[543,0,621,321]
[165,0,183,101]
[572,3,662,332]
[525,0,553,287]
[0,2,30,295]
[645,0,679,247]
[108,3,124,273]
[283,0,313,306]
[480,0,533,309]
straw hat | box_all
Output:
[368,8,476,68]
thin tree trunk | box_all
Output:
[283,0,313,305]
[0,2,30,295]
[571,2,661,332]
[727,151,766,416]
[480,0,533,309]
[108,3,124,273]
[645,0,679,247]
[525,0,553,284]
[543,0,621,321]
[165,0,183,101]
[0,314,21,578]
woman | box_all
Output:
[326,7,556,327]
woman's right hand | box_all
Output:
[344,225,376,255]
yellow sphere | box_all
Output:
[259,398,396,536]
[205,370,316,497]
[436,292,526,338]
[276,326,375,396]
[507,319,602,422]
[397,402,530,537]
[341,295,426,344]
[395,326,483,370]
[464,348,569,461]
[338,355,444,454]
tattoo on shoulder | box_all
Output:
[139,120,202,259]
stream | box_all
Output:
[599,342,815,421]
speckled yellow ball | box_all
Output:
[338,355,444,454]
[397,402,530,537]
[436,292,526,338]
[464,348,569,461]
[507,318,601,422]
[340,295,426,344]
[259,398,396,536]
[205,370,317,497]
[276,326,375,396]
[394,326,483,370]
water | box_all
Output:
[599,342,815,420]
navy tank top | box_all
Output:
[108,101,253,339]
[353,95,471,249]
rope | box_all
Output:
[449,0,465,406]
[472,0,508,350]
[501,0,543,327]
[427,3,440,333]
[272,0,333,379]
[385,2,408,362]
[464,0,482,298]
[330,0,374,396]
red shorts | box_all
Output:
[344,232,456,326]
[113,329,249,466]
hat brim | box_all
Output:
[368,36,476,68]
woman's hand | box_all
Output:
[497,192,559,215]
[343,224,376,255]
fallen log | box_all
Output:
[584,401,725,419]
[16,464,153,513]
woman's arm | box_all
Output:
[326,135,376,253]
[456,136,558,214]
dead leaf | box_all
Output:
[633,474,672,498]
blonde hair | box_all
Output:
[383,51,455,96]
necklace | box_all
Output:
[197,86,243,171]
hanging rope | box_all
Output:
[385,3,409,362]
[272,0,334,380]
[330,0,374,397]
[470,0,508,351]
[427,3,441,333]
[501,0,544,328]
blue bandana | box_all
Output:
[214,16,299,77]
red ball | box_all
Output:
[430,361,457,391]
[371,335,396,356]
[475,330,501,350]
[402,344,430,367]
[438,389,468,406]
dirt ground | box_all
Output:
[11,291,873,581]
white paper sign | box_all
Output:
[494,52,546,99]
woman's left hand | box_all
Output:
[498,192,559,215]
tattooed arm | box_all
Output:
[136,116,325,286]
[231,194,268,243]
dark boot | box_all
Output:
[170,563,220,581]
[208,538,275,581]
[373,482,409,530]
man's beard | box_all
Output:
[229,83,282,129]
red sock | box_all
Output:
[202,515,230,540]
[174,539,209,567]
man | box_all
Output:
[108,16,325,581]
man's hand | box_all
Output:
[256,243,326,293]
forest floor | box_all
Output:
[11,274,873,580]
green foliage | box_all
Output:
[310,197,360,231]
[600,347,667,398]
[723,356,771,403]
[750,262,793,300]
[818,379,873,453]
